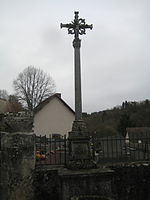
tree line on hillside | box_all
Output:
[83,100,150,137]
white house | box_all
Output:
[33,93,75,137]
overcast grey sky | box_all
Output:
[0,0,150,113]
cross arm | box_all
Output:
[80,24,93,30]
[60,23,74,29]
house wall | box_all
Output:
[33,97,75,137]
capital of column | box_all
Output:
[73,38,81,48]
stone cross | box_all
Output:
[61,11,93,121]
[61,12,95,169]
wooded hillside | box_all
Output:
[83,99,150,137]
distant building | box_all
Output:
[33,93,75,137]
[0,98,7,113]
[0,98,22,113]
[126,127,150,143]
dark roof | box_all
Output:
[126,127,150,133]
[34,93,75,115]
[126,127,150,139]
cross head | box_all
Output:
[60,11,93,39]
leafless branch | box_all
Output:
[13,66,56,111]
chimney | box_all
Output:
[56,93,61,98]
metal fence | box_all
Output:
[92,136,150,165]
[35,135,68,166]
[35,135,150,166]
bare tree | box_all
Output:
[13,66,56,111]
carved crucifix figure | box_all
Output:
[61,11,92,121]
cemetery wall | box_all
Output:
[1,131,150,200]
[111,164,150,200]
[0,132,35,200]
[33,164,150,200]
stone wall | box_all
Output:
[33,168,60,200]
[1,131,150,200]
[59,168,114,200]
[111,164,150,200]
[32,167,113,200]
[32,164,150,200]
[0,132,35,200]
[0,112,33,132]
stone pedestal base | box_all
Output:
[59,168,114,200]
[67,159,96,170]
[67,120,96,169]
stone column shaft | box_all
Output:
[73,38,82,121]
